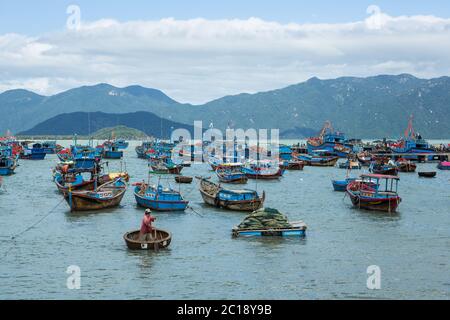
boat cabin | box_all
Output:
[360,174,399,197]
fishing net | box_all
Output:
[237,208,292,230]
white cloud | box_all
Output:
[1,8,450,103]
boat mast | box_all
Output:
[404,114,415,140]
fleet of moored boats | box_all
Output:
[1,117,449,251]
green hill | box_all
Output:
[91,126,148,139]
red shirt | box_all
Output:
[140,214,155,234]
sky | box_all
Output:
[1,0,450,103]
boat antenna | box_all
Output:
[88,112,91,138]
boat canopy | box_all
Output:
[361,173,400,180]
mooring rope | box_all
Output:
[10,197,66,241]
[187,205,204,218]
[2,197,66,259]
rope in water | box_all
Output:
[2,198,65,259]
[10,197,66,241]
[187,205,204,218]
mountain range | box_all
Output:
[2,74,450,138]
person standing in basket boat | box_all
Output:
[139,209,156,241]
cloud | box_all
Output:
[1,8,450,103]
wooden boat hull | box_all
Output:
[371,168,398,176]
[0,158,16,176]
[199,189,264,211]
[151,166,183,174]
[103,151,123,159]
[244,168,284,180]
[437,163,450,170]
[19,152,46,160]
[303,157,339,167]
[0,168,14,176]
[124,229,171,250]
[218,174,248,184]
[346,190,401,212]
[418,171,436,178]
[135,146,146,159]
[64,181,127,211]
[397,163,417,172]
[287,162,304,170]
[232,227,306,238]
[219,175,248,184]
[65,191,126,211]
[338,162,361,169]
[134,192,188,211]
[175,176,193,183]
[331,179,356,192]
[281,161,305,170]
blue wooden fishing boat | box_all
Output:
[331,178,356,192]
[242,160,284,179]
[297,151,339,167]
[71,145,101,170]
[115,139,129,150]
[136,141,152,158]
[19,143,46,160]
[0,146,17,176]
[149,157,183,174]
[216,163,247,184]
[134,182,188,211]
[391,116,434,161]
[279,159,305,170]
[135,141,175,159]
[42,141,62,154]
[101,141,123,159]
[279,144,293,161]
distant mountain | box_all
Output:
[193,74,450,139]
[18,111,195,139]
[3,74,450,138]
[0,84,181,134]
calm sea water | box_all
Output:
[0,140,449,299]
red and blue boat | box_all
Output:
[307,121,354,157]
[391,116,435,161]
[437,161,450,170]
[346,174,401,212]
